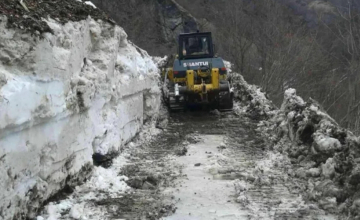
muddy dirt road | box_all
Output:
[37,110,337,220]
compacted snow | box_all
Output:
[163,135,248,220]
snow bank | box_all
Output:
[270,88,360,217]
[0,15,160,219]
[228,70,276,118]
[229,67,360,218]
[251,88,360,218]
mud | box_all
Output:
[160,111,336,219]
[37,107,341,219]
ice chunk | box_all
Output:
[84,1,96,8]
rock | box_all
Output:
[0,72,6,88]
[321,158,335,179]
[315,180,341,198]
[236,192,249,206]
[295,167,307,179]
[314,134,342,154]
[217,142,226,150]
[142,181,156,190]
[121,164,140,176]
[350,199,360,215]
[146,173,161,186]
[306,168,321,177]
[233,179,247,194]
[349,165,360,186]
[126,177,144,189]
[254,175,271,186]
[210,109,221,116]
[69,204,83,219]
[156,118,168,129]
[176,147,188,156]
[186,135,201,144]
[194,163,201,167]
[318,197,337,212]
[218,168,234,174]
[245,173,256,182]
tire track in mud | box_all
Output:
[86,112,229,219]
[37,110,337,220]
[221,115,336,220]
[162,112,337,220]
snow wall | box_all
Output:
[0,16,160,219]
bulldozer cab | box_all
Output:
[178,32,214,60]
[163,31,233,111]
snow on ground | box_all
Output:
[36,122,163,220]
[36,161,131,220]
[0,15,160,219]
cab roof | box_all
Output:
[179,32,212,37]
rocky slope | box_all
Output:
[89,0,198,56]
[0,2,160,219]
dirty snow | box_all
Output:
[229,71,276,118]
[255,87,360,218]
[37,122,162,220]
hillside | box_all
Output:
[175,0,360,136]
[88,0,360,135]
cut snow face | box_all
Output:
[0,12,160,220]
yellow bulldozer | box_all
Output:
[162,32,233,111]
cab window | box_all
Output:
[182,36,210,56]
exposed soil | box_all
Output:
[0,0,112,34]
